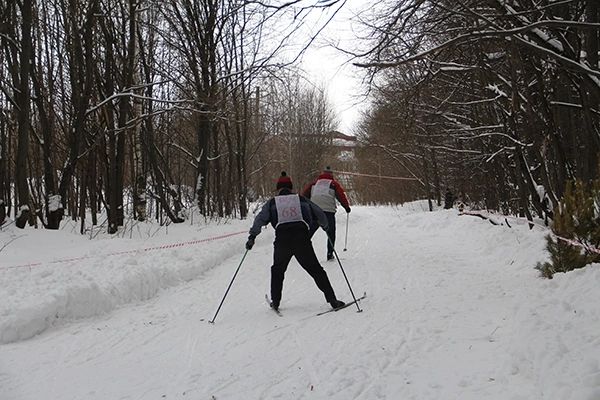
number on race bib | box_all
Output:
[275,194,307,228]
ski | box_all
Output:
[265,294,283,317]
[316,292,367,316]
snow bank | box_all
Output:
[2,204,600,400]
[0,220,250,344]
[508,265,600,400]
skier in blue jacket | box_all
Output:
[246,171,345,311]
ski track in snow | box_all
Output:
[2,204,600,399]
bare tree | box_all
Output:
[350,0,599,217]
[0,0,354,234]
[11,0,34,228]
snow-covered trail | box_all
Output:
[2,205,600,400]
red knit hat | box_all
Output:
[276,171,293,190]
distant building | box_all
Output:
[326,130,357,195]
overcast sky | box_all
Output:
[298,1,373,135]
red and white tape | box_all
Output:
[462,210,600,255]
[2,230,248,270]
[331,170,418,181]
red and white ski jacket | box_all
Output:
[301,172,350,213]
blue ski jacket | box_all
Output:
[248,188,329,239]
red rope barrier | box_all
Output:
[331,170,418,181]
[2,230,248,270]
[461,210,600,255]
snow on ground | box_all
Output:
[1,203,600,400]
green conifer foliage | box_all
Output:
[537,181,600,278]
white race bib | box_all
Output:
[312,179,332,196]
[275,194,306,227]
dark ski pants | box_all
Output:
[271,229,337,307]
[324,212,336,257]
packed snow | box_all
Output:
[1,202,600,400]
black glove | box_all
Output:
[245,237,255,250]
[345,206,351,213]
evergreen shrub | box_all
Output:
[536,180,600,278]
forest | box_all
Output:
[1,0,599,248]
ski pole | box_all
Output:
[328,236,362,312]
[209,249,249,324]
[343,212,349,251]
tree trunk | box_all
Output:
[54,0,99,230]
[14,0,33,228]
[430,147,441,206]
[0,109,8,225]
[196,114,210,214]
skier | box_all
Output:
[246,171,345,311]
[444,188,455,209]
[301,166,351,260]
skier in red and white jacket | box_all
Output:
[301,166,351,260]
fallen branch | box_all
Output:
[459,211,503,226]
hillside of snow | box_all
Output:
[1,203,600,400]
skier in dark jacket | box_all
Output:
[301,166,351,260]
[444,188,455,209]
[246,171,345,311]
